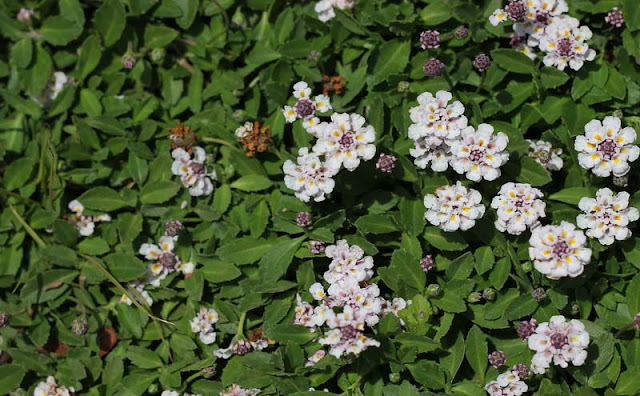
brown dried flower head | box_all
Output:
[238,121,272,157]
[323,75,346,96]
[168,122,198,153]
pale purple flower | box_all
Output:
[489,350,506,369]
[517,319,537,340]
[376,154,396,173]
[605,8,624,28]
[420,30,440,49]
[423,58,444,77]
[473,54,491,72]
[297,211,312,227]
[420,255,435,273]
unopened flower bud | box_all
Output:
[397,81,410,93]
[296,212,312,227]
[512,363,531,379]
[0,312,8,327]
[482,288,496,301]
[605,8,624,28]
[72,318,88,335]
[423,58,444,77]
[426,284,442,297]
[454,26,468,39]
[419,30,440,49]
[389,373,401,383]
[376,154,396,173]
[420,255,435,273]
[488,350,506,368]
[467,291,483,303]
[202,365,217,378]
[164,220,183,237]
[122,54,136,70]
[310,241,325,254]
[16,8,34,23]
[522,262,532,272]
[150,48,165,63]
[531,287,546,302]
[516,319,537,340]
[473,54,492,72]
[571,303,580,316]
[308,50,321,62]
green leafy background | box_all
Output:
[1,0,640,395]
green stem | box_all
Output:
[201,136,239,150]
[234,311,247,339]
[615,322,636,338]
[186,370,204,384]
[9,204,46,248]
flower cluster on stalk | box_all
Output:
[171,146,216,197]
[67,199,111,237]
[577,188,639,245]
[491,182,546,235]
[490,0,596,70]
[527,315,589,374]
[293,240,408,358]
[528,221,592,279]
[484,370,528,396]
[283,81,376,202]
[424,182,486,232]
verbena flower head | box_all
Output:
[489,350,506,368]
[424,182,485,232]
[283,147,337,202]
[517,318,538,340]
[484,370,528,396]
[296,211,312,227]
[315,0,355,22]
[575,116,639,177]
[171,146,216,196]
[473,54,492,72]
[312,113,376,172]
[539,16,596,71]
[605,8,624,28]
[491,182,546,235]
[34,377,75,396]
[577,188,639,245]
[409,91,468,144]
[282,81,331,130]
[528,221,591,279]
[420,30,440,49]
[527,140,563,170]
[450,124,510,182]
[190,307,219,344]
[423,58,444,77]
[67,199,111,237]
[528,315,589,374]
[376,153,396,173]
[420,255,435,273]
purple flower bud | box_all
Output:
[376,154,396,173]
[423,58,444,77]
[454,26,468,40]
[613,175,629,187]
[531,287,546,301]
[635,313,640,330]
[605,8,624,28]
[516,319,537,340]
[512,363,531,379]
[308,50,321,62]
[72,318,88,335]
[510,34,527,48]
[296,211,312,227]
[17,8,34,23]
[122,54,136,70]
[420,255,435,273]
[232,340,252,355]
[164,220,183,237]
[0,312,8,327]
[201,365,217,378]
[473,54,491,72]
[419,30,440,49]
[294,99,316,118]
[488,350,506,369]
[505,1,526,21]
[310,241,325,254]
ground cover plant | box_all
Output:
[2,0,640,395]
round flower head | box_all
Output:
[484,370,528,396]
[473,54,492,72]
[424,181,485,232]
[539,15,596,71]
[491,182,546,235]
[283,147,337,202]
[423,58,444,77]
[282,81,332,129]
[420,30,440,49]
[577,188,639,245]
[528,221,591,279]
[528,315,589,374]
[312,113,376,172]
[171,146,216,197]
[527,140,563,171]
[575,116,639,177]
[410,140,453,172]
[409,90,468,144]
[450,124,510,182]
[605,8,624,28]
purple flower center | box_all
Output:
[340,325,358,341]
[536,10,550,23]
[597,139,618,160]
[552,239,570,258]
[470,148,486,162]
[158,253,178,272]
[191,162,206,175]
[557,38,573,57]
[550,332,568,349]
[339,133,355,149]
[506,1,527,21]
[295,99,316,118]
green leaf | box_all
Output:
[217,237,274,265]
[78,237,110,255]
[615,367,640,395]
[490,49,537,74]
[382,249,426,292]
[540,67,570,89]
[3,157,35,190]
[419,1,453,25]
[104,253,147,281]
[258,237,305,282]
[266,324,316,344]
[40,16,83,46]
[140,181,181,204]
[128,152,149,186]
[144,25,179,48]
[76,35,102,81]
[407,361,445,390]
[623,0,640,31]
[127,346,164,369]
[230,175,273,192]
[0,364,26,394]
[423,227,468,251]
[549,187,595,205]
[474,246,495,275]
[80,89,103,117]
[604,66,626,100]
[465,325,488,381]
[354,214,399,234]
[78,186,133,211]
[399,198,425,236]
[372,40,410,84]
[201,259,242,283]
[516,156,552,186]
[94,0,127,47]
[504,294,538,320]
[11,39,32,69]
[628,274,640,315]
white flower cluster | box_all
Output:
[528,221,591,279]
[190,307,219,344]
[139,235,194,286]
[577,188,639,246]
[575,116,639,178]
[528,315,589,374]
[491,182,546,235]
[282,82,332,130]
[283,82,376,202]
[162,391,201,396]
[314,0,355,22]
[484,370,528,396]
[34,377,74,396]
[33,72,70,107]
[219,385,261,396]
[490,0,595,70]
[171,147,216,197]
[293,240,407,358]
[67,199,111,236]
[527,140,563,171]
[424,182,486,232]
[408,91,509,180]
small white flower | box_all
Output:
[235,122,254,138]
[68,199,84,214]
[283,147,337,202]
[293,81,312,99]
[219,384,261,396]
[139,243,161,260]
[408,90,468,145]
[575,116,639,177]
[528,315,589,374]
[491,182,546,235]
[312,112,376,172]
[410,140,453,171]
[450,124,509,182]
[305,349,327,366]
[178,261,195,274]
[577,188,639,245]
[424,182,486,232]
[528,221,592,279]
[527,140,563,171]
[162,391,180,396]
[489,9,508,26]
[309,283,326,300]
[171,146,216,197]
[77,218,96,236]
[484,370,528,396]
[190,307,219,344]
[34,377,75,396]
